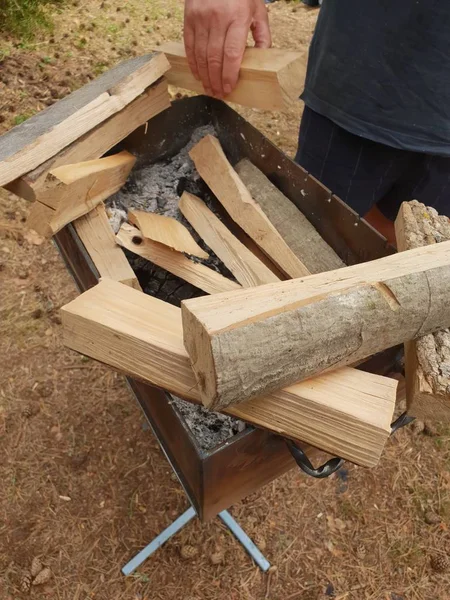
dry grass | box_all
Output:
[1,1,450,599]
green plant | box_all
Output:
[13,114,32,126]
[0,0,66,39]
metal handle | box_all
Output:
[286,411,415,479]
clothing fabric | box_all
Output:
[301,0,450,156]
[295,106,450,220]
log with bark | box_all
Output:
[395,200,450,421]
[61,279,398,467]
[235,159,345,274]
[182,241,450,410]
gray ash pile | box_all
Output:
[106,126,245,448]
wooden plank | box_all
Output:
[74,204,140,290]
[160,42,306,111]
[5,79,170,200]
[235,159,345,274]
[179,192,279,287]
[27,202,54,239]
[28,151,136,237]
[61,279,397,467]
[0,53,170,188]
[395,200,450,421]
[116,223,240,295]
[189,135,310,279]
[128,209,208,259]
[181,240,450,410]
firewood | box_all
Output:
[0,53,170,188]
[189,135,310,278]
[235,159,345,273]
[160,42,306,111]
[61,279,398,467]
[181,241,450,410]
[128,209,208,259]
[74,204,141,290]
[116,223,240,295]
[395,201,450,421]
[179,192,278,287]
[6,79,170,201]
[26,151,136,237]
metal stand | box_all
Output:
[122,507,271,575]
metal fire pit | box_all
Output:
[54,96,398,523]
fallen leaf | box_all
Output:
[24,229,45,246]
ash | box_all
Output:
[107,125,245,449]
[171,396,245,452]
[108,125,217,226]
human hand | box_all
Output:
[184,0,271,99]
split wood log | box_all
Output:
[0,53,169,188]
[128,209,208,259]
[116,223,240,295]
[235,159,345,273]
[182,240,450,410]
[26,151,136,237]
[160,42,306,111]
[6,79,170,201]
[179,192,279,287]
[61,279,398,467]
[395,201,450,421]
[74,204,141,290]
[189,135,310,279]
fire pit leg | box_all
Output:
[121,506,271,575]
[121,506,197,576]
[219,510,271,572]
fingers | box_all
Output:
[184,18,199,81]
[194,27,212,96]
[222,23,248,96]
[251,2,272,49]
[207,31,226,98]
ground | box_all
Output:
[1,2,450,599]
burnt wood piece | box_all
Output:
[54,96,398,522]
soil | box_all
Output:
[1,2,450,600]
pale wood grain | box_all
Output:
[27,151,136,237]
[116,223,240,295]
[160,42,306,111]
[61,279,397,467]
[179,192,278,287]
[190,135,310,279]
[128,209,208,259]
[5,80,170,200]
[74,204,141,290]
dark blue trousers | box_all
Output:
[295,106,450,220]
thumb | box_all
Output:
[251,5,272,48]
